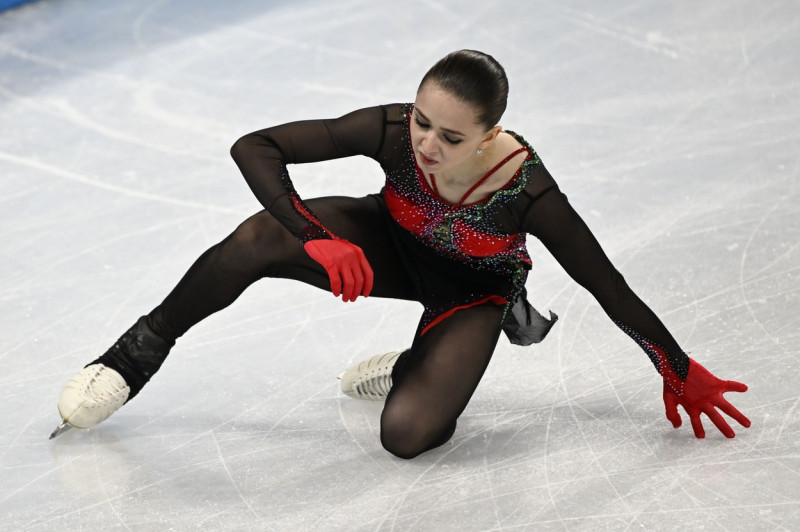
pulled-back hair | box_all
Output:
[418,50,509,130]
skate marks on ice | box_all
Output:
[1,0,799,530]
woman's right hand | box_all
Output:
[303,239,374,302]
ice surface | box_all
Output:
[1,0,798,530]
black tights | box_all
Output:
[147,195,504,458]
[383,303,503,458]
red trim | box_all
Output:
[420,295,508,336]
[289,191,336,239]
[644,340,685,395]
[452,146,528,206]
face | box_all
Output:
[411,82,499,174]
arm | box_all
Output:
[230,105,387,300]
[519,163,750,437]
[230,105,385,242]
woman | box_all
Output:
[53,50,750,458]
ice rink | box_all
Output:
[1,0,798,530]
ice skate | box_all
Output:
[51,364,130,438]
[338,350,404,400]
[50,316,174,438]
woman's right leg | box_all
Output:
[146,208,311,342]
[55,195,417,433]
[148,194,417,341]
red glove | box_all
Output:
[303,239,374,302]
[663,358,750,438]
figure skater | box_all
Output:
[52,50,750,458]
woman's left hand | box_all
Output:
[662,358,751,438]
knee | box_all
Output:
[380,410,455,460]
[218,213,290,272]
[380,416,427,460]
[230,213,283,249]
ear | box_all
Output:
[478,125,502,150]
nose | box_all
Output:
[419,132,437,155]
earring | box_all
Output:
[477,148,484,156]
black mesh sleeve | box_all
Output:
[519,161,691,389]
[230,105,386,243]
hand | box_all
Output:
[303,239,374,302]
[662,358,751,438]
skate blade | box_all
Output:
[49,420,73,440]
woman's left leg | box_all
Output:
[379,303,505,459]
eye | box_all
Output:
[414,114,462,144]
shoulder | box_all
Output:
[499,130,555,193]
[501,130,542,166]
[373,103,412,123]
[499,131,559,210]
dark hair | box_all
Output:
[418,49,509,130]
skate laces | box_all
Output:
[352,371,393,399]
[57,364,130,430]
[84,365,128,399]
[345,351,401,400]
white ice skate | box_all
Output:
[50,316,174,439]
[338,350,403,400]
[50,364,130,439]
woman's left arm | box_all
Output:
[518,163,750,438]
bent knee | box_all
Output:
[231,212,287,250]
[380,413,456,460]
[219,213,295,272]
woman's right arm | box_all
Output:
[230,105,388,301]
[230,105,386,243]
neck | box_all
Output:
[435,150,493,186]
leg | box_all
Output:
[54,195,417,435]
[379,303,505,459]
[149,195,417,340]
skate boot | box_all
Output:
[51,316,174,438]
[338,350,404,401]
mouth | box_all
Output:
[418,151,438,166]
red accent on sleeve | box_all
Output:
[289,190,336,239]
[644,340,685,396]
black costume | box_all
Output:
[142,103,690,458]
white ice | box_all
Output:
[1,1,799,530]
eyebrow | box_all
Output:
[415,107,466,137]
